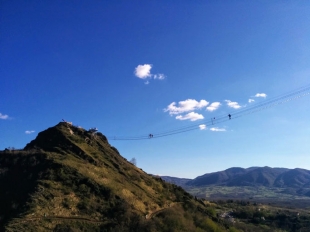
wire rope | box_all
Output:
[107,84,310,140]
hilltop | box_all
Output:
[0,122,231,232]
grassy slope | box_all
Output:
[0,123,230,232]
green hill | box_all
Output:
[0,122,229,232]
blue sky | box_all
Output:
[1,1,310,178]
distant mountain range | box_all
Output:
[161,166,310,188]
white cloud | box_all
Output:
[199,124,207,130]
[25,130,35,134]
[206,102,221,112]
[134,64,152,79]
[0,113,9,119]
[144,81,150,85]
[248,99,255,103]
[164,99,209,115]
[134,64,166,82]
[153,74,166,80]
[176,112,204,121]
[210,127,226,132]
[255,93,267,98]
[225,100,241,109]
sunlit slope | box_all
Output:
[0,122,230,232]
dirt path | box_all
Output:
[147,202,180,220]
[9,215,108,225]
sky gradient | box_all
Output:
[1,1,310,178]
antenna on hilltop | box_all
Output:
[88,127,98,140]
[62,119,73,126]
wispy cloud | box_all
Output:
[210,127,226,132]
[176,112,204,121]
[0,113,9,120]
[248,99,255,103]
[225,100,241,109]
[134,64,152,79]
[134,64,166,82]
[165,99,209,115]
[206,102,221,112]
[153,74,166,80]
[255,93,267,98]
[25,130,35,134]
[199,124,206,130]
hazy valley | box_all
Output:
[162,167,310,208]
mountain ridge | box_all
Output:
[161,166,310,188]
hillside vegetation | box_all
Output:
[0,122,232,232]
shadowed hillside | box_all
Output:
[159,176,192,187]
[0,122,231,232]
[171,166,310,188]
[187,168,248,186]
[274,168,310,188]
[226,167,287,187]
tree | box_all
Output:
[130,158,137,166]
